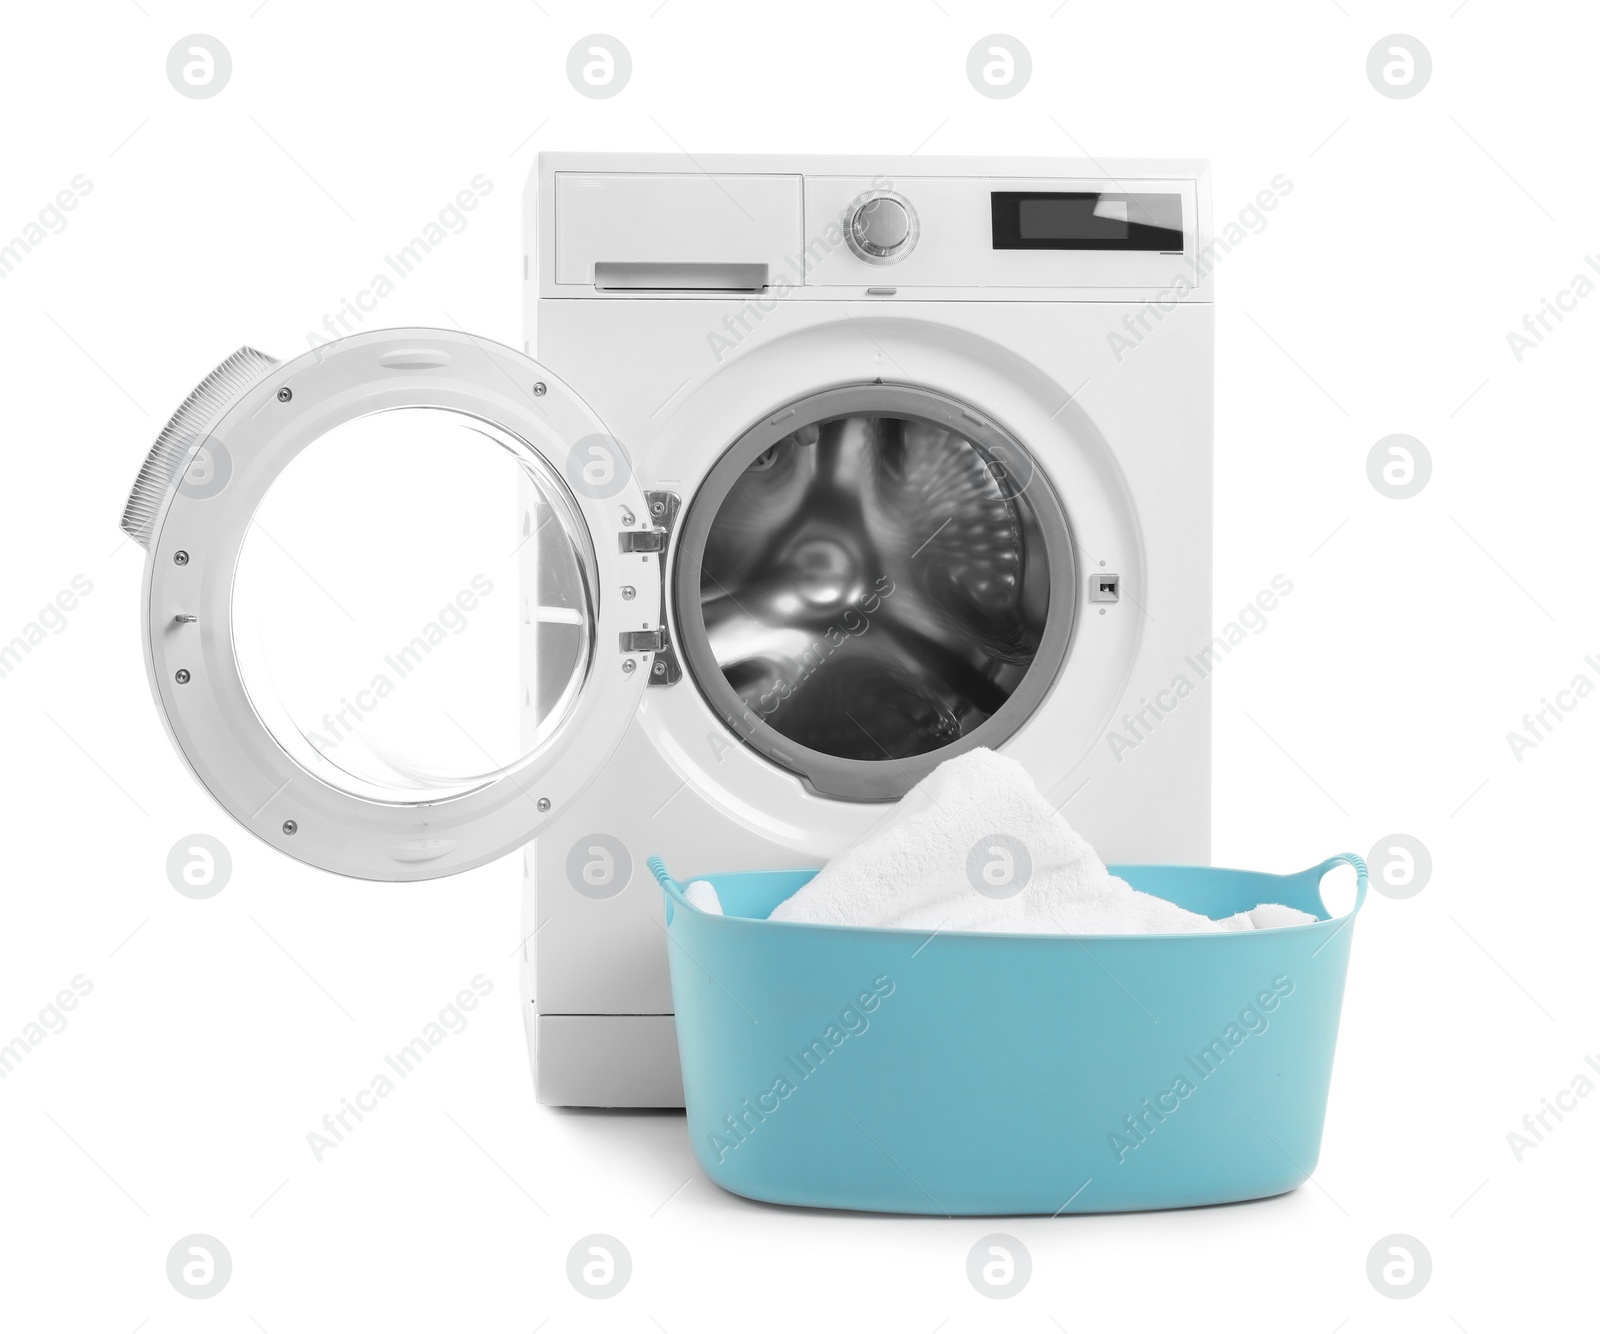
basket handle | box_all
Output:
[1303,852,1368,919]
[649,856,682,926]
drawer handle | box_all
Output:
[593,261,769,292]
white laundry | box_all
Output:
[683,879,724,915]
[753,748,1315,935]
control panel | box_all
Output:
[804,176,1200,291]
[539,157,1209,299]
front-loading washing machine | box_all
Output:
[122,154,1213,1108]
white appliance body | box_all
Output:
[523,154,1214,1106]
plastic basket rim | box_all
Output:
[651,854,1368,944]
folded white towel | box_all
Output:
[684,879,724,915]
[764,748,1315,935]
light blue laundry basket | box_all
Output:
[652,854,1366,1216]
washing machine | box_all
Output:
[121,154,1213,1109]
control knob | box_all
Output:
[845,190,918,265]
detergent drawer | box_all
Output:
[553,172,803,289]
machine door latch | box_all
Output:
[618,490,682,685]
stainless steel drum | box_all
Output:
[673,385,1076,800]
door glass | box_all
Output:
[231,406,595,805]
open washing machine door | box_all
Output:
[121,328,659,880]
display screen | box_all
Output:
[991,192,1184,252]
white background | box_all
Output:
[2,2,1595,1329]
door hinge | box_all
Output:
[618,490,681,685]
